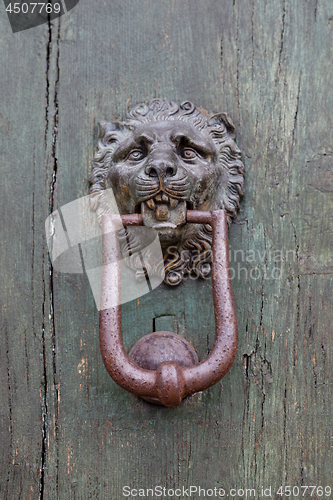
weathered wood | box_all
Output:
[1,0,333,497]
[0,16,59,500]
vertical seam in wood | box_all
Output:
[40,15,61,500]
[39,18,53,498]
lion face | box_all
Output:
[107,120,226,246]
[90,99,244,285]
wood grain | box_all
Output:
[1,0,333,497]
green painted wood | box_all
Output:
[1,0,333,498]
[154,316,179,335]
[0,15,59,500]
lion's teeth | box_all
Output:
[156,204,170,222]
[162,193,169,202]
[169,198,178,209]
[155,193,162,201]
[147,199,155,210]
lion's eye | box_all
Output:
[181,148,198,160]
[127,150,145,161]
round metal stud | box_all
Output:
[129,331,198,404]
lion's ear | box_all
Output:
[97,120,129,147]
[208,112,236,140]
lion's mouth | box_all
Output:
[141,192,187,230]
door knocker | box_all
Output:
[89,99,244,406]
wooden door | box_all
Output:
[1,1,333,498]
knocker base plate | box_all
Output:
[129,332,198,405]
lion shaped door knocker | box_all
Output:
[89,99,244,406]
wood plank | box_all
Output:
[53,0,333,496]
[0,17,60,500]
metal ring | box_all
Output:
[99,209,238,407]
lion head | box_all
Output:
[89,99,244,285]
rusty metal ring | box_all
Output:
[99,209,238,407]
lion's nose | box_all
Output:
[145,161,177,178]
